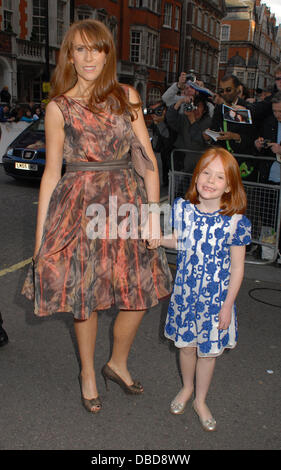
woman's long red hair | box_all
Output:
[185,147,247,216]
[49,19,140,118]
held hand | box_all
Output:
[151,114,165,124]
[143,211,161,249]
[217,131,240,141]
[230,104,247,111]
[268,142,281,155]
[218,304,232,330]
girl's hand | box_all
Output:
[218,304,232,330]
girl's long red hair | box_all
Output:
[49,19,140,119]
[185,147,247,216]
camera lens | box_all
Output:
[183,103,193,112]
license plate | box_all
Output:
[15,162,38,171]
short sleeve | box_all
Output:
[229,214,251,246]
[170,198,194,245]
[170,197,184,231]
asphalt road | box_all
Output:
[0,165,280,459]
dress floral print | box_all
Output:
[165,198,251,357]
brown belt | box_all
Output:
[66,157,132,172]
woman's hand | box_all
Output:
[144,212,161,249]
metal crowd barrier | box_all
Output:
[167,149,281,265]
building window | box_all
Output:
[163,3,172,28]
[174,6,180,30]
[32,0,47,43]
[201,50,207,75]
[78,11,91,20]
[197,9,202,29]
[221,24,230,41]
[148,87,162,104]
[172,50,178,75]
[207,53,212,75]
[194,48,200,73]
[147,32,157,67]
[210,17,215,36]
[57,1,65,45]
[3,0,13,31]
[220,46,228,63]
[203,13,208,32]
[130,30,142,63]
[162,48,170,74]
[247,72,256,89]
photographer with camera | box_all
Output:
[162,71,214,117]
[145,100,177,186]
[165,93,212,172]
[162,72,196,110]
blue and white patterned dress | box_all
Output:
[165,198,251,357]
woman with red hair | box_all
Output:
[161,147,251,430]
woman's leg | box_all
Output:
[74,311,99,404]
[107,309,146,385]
[194,356,216,420]
[173,347,197,403]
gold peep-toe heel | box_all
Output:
[78,375,102,414]
[101,363,144,395]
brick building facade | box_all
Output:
[0,0,71,103]
[219,0,281,95]
[180,0,226,90]
[0,0,183,105]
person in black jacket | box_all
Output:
[148,100,176,186]
[208,74,258,154]
[254,91,281,183]
[0,86,11,104]
[166,94,211,172]
[206,74,259,181]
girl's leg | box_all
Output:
[74,311,99,403]
[173,347,197,403]
[194,356,216,420]
[107,309,146,385]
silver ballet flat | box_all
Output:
[192,401,216,431]
[170,397,187,415]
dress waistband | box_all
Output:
[66,157,132,172]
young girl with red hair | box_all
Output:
[161,147,251,431]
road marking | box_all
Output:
[0,257,32,278]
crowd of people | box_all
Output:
[148,66,281,186]
[0,94,45,124]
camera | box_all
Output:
[186,69,196,83]
[262,139,271,149]
[143,105,166,116]
[183,101,197,112]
